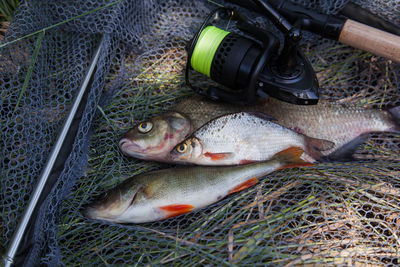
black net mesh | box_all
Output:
[1,0,400,265]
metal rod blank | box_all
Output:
[3,36,104,267]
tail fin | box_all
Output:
[304,136,335,161]
[324,134,368,162]
[388,106,400,132]
[273,147,315,170]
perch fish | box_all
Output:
[119,95,400,161]
[83,147,312,223]
[170,112,334,165]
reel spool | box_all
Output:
[185,6,319,105]
[191,26,261,91]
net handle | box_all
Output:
[3,35,105,267]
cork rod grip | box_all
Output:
[339,19,400,63]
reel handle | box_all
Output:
[339,19,400,63]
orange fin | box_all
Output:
[159,204,194,219]
[228,177,259,194]
[239,159,257,165]
[273,147,315,170]
[204,152,232,161]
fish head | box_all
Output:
[83,178,173,223]
[170,137,203,162]
[83,180,145,222]
[119,111,192,161]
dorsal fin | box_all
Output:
[244,111,277,121]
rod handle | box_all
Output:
[339,19,400,63]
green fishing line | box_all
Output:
[191,26,230,77]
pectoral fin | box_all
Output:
[159,204,194,218]
[204,152,232,161]
[239,159,257,164]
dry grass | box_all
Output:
[2,2,399,264]
[53,36,400,266]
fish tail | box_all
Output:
[304,136,335,161]
[388,106,400,132]
[324,134,368,162]
[273,147,315,169]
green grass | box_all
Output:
[0,0,122,49]
[12,30,44,115]
[51,37,400,266]
[0,0,18,22]
[0,0,17,42]
[2,2,400,265]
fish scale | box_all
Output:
[198,114,298,156]
[173,96,400,159]
[119,95,400,162]
[170,112,332,165]
[84,147,313,223]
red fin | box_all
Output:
[204,152,231,161]
[278,162,315,170]
[272,147,315,170]
[239,159,257,165]
[159,204,194,219]
[228,177,259,194]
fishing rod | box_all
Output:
[339,2,400,37]
[229,0,400,62]
[185,0,400,106]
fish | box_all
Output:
[170,112,334,165]
[119,111,192,162]
[83,147,313,223]
[260,98,400,160]
[120,95,400,161]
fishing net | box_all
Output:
[1,0,400,265]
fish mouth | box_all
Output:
[82,205,98,220]
[83,187,143,222]
[119,138,144,155]
[82,200,130,222]
[119,136,173,161]
[82,205,125,222]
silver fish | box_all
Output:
[259,98,400,159]
[120,95,400,161]
[170,112,334,165]
[83,147,312,223]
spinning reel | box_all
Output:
[185,1,319,105]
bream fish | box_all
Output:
[119,95,400,161]
[170,112,334,165]
[84,147,312,223]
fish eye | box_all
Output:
[176,143,187,153]
[137,121,153,133]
